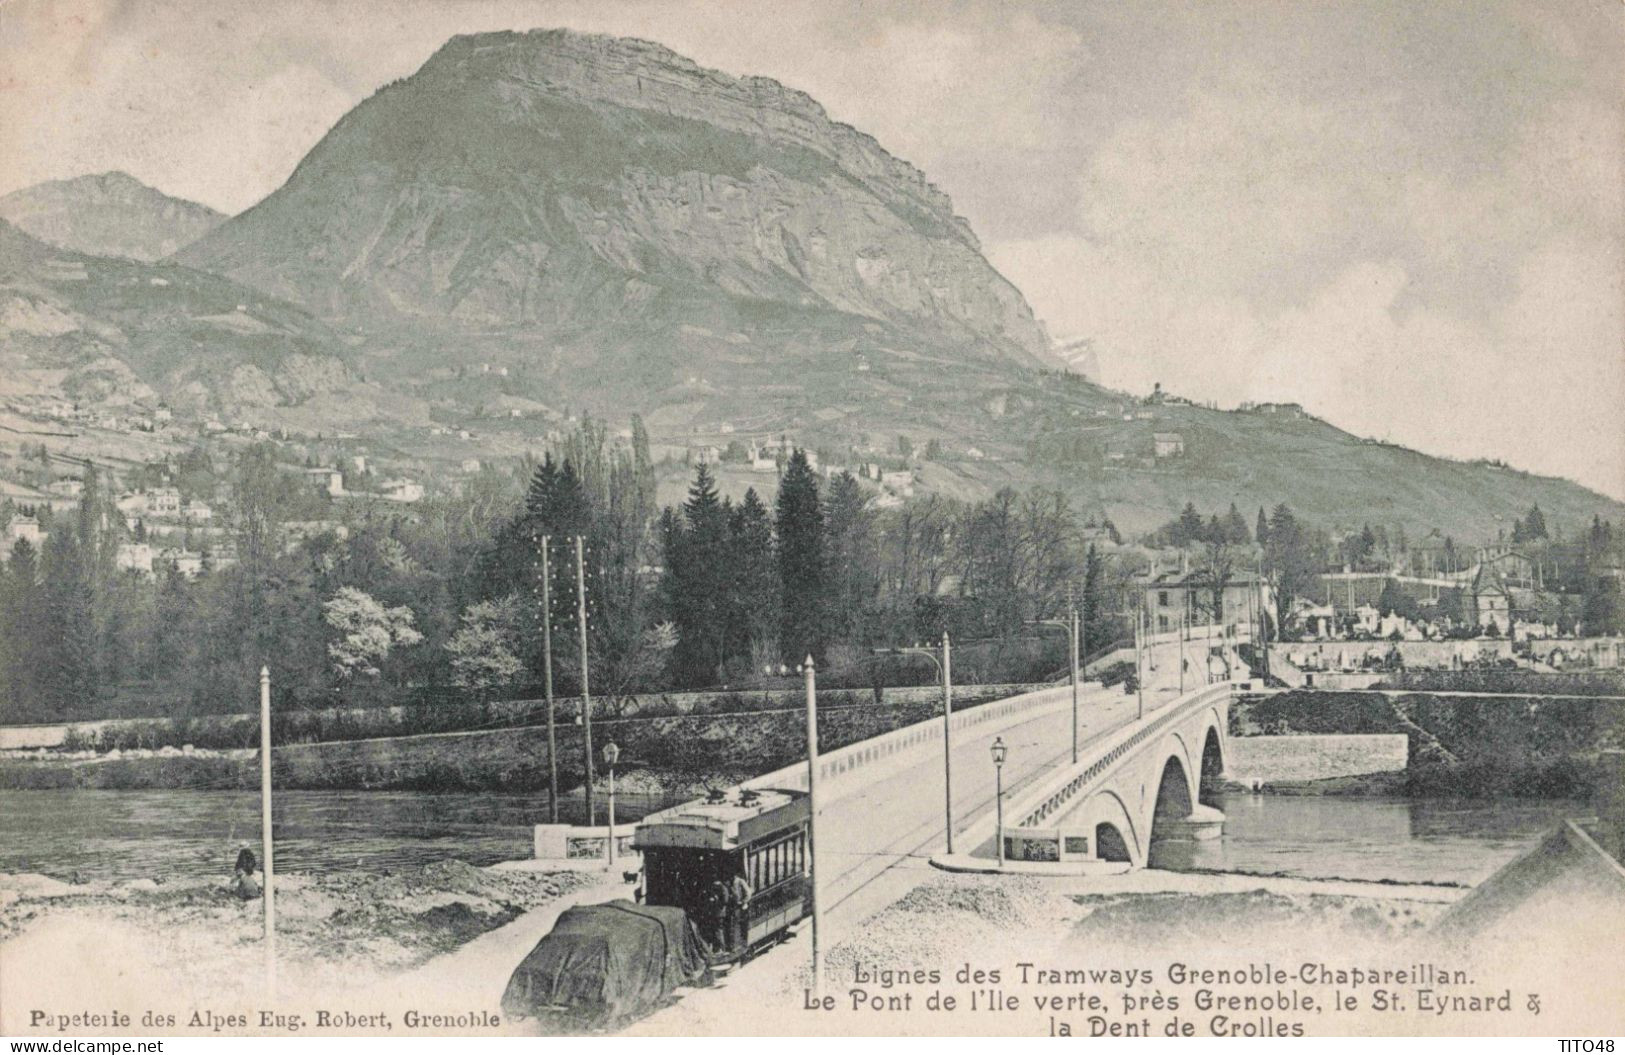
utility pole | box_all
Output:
[1069,608,1080,764]
[941,634,954,851]
[1179,600,1186,695]
[575,535,595,826]
[540,535,558,823]
[802,655,823,997]
[1135,604,1145,720]
[874,636,955,851]
[259,666,277,997]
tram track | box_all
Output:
[820,682,1185,921]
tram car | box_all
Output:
[632,786,811,964]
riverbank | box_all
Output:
[634,862,1617,1037]
[0,689,1025,793]
[1233,690,1625,798]
[0,860,605,1034]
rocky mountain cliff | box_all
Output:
[0,219,379,423]
[179,30,1049,369]
[0,172,224,263]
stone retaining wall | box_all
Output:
[1224,733,1409,784]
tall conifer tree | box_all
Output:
[776,450,825,660]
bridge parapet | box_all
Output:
[1008,681,1236,831]
[930,679,1242,873]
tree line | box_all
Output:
[5,426,1621,724]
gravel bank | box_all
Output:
[0,861,598,1032]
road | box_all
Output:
[812,634,1213,924]
[631,635,1225,1032]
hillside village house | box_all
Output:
[146,487,182,517]
[5,515,44,548]
[183,500,213,523]
[1247,402,1307,418]
[381,478,424,503]
[747,443,778,472]
[154,548,204,578]
[116,541,154,576]
[45,478,84,498]
[688,444,722,466]
[753,439,817,470]
[880,469,915,497]
[1153,432,1185,459]
[1474,544,1538,587]
[305,467,344,496]
[1141,569,1273,638]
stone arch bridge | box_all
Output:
[985,681,1236,869]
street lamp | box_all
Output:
[602,742,620,872]
[990,736,1008,869]
[1031,612,1080,763]
[874,634,954,852]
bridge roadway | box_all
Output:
[818,638,1212,921]
[630,637,1225,1032]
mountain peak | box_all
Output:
[0,171,223,262]
[182,28,1049,363]
[410,27,979,247]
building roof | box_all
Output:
[1143,569,1265,587]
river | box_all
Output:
[0,787,1582,887]
[1149,791,1583,886]
[0,787,678,883]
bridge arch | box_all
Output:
[1074,789,1142,867]
[1155,730,1200,806]
[1199,722,1225,807]
[1146,753,1195,849]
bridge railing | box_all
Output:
[742,682,1080,800]
[1008,680,1238,831]
[533,680,1091,859]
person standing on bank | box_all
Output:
[230,847,262,900]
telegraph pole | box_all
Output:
[1135,604,1145,720]
[540,536,558,823]
[575,535,595,826]
[941,634,954,850]
[259,667,277,997]
[1069,608,1080,764]
[802,655,823,996]
[875,636,955,852]
[1179,600,1187,694]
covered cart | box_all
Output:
[500,901,709,1032]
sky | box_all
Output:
[2,0,1621,498]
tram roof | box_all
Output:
[633,787,808,851]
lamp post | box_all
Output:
[991,736,1008,868]
[799,655,823,997]
[602,742,619,872]
[874,634,954,852]
[1031,613,1080,763]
